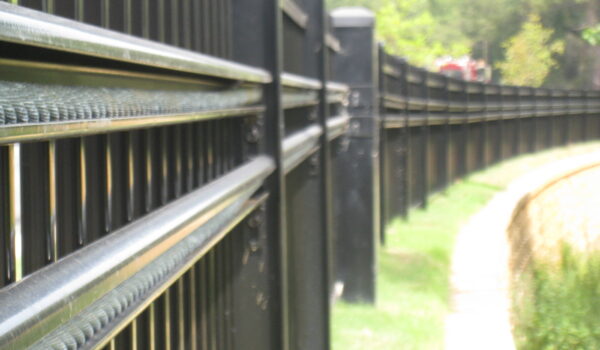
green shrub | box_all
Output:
[515,244,600,350]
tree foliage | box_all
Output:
[374,0,470,67]
[326,0,600,88]
[582,25,600,46]
[496,15,564,87]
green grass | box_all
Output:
[331,143,600,350]
[514,245,600,350]
[332,180,497,350]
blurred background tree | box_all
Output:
[496,15,564,87]
[582,25,600,46]
[374,0,470,66]
[327,0,600,89]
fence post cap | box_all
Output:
[331,7,375,28]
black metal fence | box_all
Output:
[0,2,598,350]
[332,7,600,304]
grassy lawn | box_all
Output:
[331,142,600,350]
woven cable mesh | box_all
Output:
[0,81,262,125]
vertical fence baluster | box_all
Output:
[8,144,22,283]
[142,0,149,38]
[126,133,138,350]
[126,133,135,222]
[48,141,58,263]
[158,0,165,43]
[170,0,179,47]
[44,0,53,13]
[161,127,172,350]
[0,147,8,288]
[105,135,115,350]
[192,0,201,52]
[142,129,156,350]
[76,0,84,21]
[104,135,112,234]
[78,138,87,248]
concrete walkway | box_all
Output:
[444,149,600,350]
[444,190,516,350]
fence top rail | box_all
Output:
[426,73,446,88]
[516,87,534,96]
[447,79,465,92]
[326,81,350,93]
[466,82,484,93]
[381,51,407,71]
[381,46,600,100]
[534,88,551,96]
[499,85,518,95]
[282,72,322,90]
[326,33,342,53]
[406,68,425,84]
[0,2,271,84]
[484,85,501,95]
[569,90,584,97]
[282,0,309,29]
[382,63,402,79]
[551,89,568,97]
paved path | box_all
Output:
[444,189,516,350]
[444,149,600,350]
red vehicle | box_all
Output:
[436,57,491,82]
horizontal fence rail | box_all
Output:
[0,157,274,349]
[0,3,269,83]
[0,1,597,350]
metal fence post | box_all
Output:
[315,2,334,349]
[232,1,288,349]
[400,60,411,218]
[460,83,469,177]
[283,0,333,348]
[421,71,430,208]
[378,43,388,245]
[583,91,590,141]
[331,7,379,303]
[442,77,451,190]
